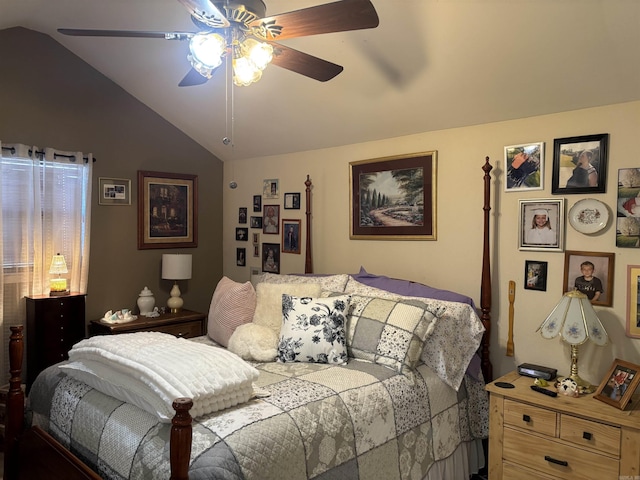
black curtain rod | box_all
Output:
[1,146,96,163]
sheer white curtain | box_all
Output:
[0,141,92,378]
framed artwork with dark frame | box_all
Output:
[263,204,280,235]
[350,151,437,240]
[235,228,248,241]
[137,171,197,249]
[594,359,640,410]
[98,177,131,205]
[284,192,301,210]
[563,250,615,307]
[551,133,609,194]
[518,199,564,252]
[504,142,544,192]
[238,207,247,224]
[616,168,640,248]
[627,265,640,338]
[262,242,280,273]
[524,260,548,291]
[250,216,262,229]
[236,248,246,267]
[253,195,262,212]
[282,219,301,254]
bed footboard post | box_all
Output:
[5,325,25,480]
[481,157,493,382]
[304,175,313,274]
[170,397,193,480]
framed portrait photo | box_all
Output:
[524,260,548,291]
[284,192,301,210]
[250,216,263,229]
[236,248,246,267]
[518,199,564,252]
[263,205,280,235]
[594,359,640,410]
[263,179,279,199]
[627,265,640,338]
[282,219,301,254]
[238,207,247,224]
[253,195,262,212]
[350,151,437,240]
[137,171,197,249]
[563,250,615,307]
[98,177,131,205]
[262,242,280,273]
[551,133,609,194]
[616,168,640,248]
[504,142,544,192]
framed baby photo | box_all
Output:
[263,205,280,235]
[551,133,609,194]
[563,250,615,306]
[524,260,548,291]
[262,243,280,273]
[518,199,564,252]
[594,359,640,410]
[504,142,544,192]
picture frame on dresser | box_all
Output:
[594,359,640,410]
[137,171,198,249]
[551,133,608,194]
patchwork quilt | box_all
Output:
[28,350,488,480]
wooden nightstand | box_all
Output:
[25,294,86,391]
[89,309,206,338]
[486,371,640,480]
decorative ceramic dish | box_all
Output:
[568,198,608,234]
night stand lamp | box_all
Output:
[536,289,608,393]
[162,254,192,313]
[49,253,69,296]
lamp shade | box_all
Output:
[162,254,192,280]
[537,289,608,346]
[49,253,68,275]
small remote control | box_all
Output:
[530,385,558,397]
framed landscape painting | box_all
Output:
[350,151,437,240]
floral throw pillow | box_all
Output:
[277,294,351,364]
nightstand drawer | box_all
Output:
[503,462,556,480]
[560,414,620,456]
[153,320,203,338]
[504,427,619,480]
[504,399,557,437]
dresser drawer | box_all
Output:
[504,462,556,480]
[560,414,620,457]
[152,320,203,338]
[504,427,619,480]
[504,398,557,437]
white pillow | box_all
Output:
[253,282,321,335]
[277,294,351,364]
[259,272,350,293]
[228,323,279,362]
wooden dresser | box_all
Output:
[89,309,206,338]
[487,371,640,480]
[25,294,86,391]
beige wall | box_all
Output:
[223,101,640,384]
[0,27,224,322]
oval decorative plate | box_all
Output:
[569,198,609,234]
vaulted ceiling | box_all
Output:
[1,0,639,161]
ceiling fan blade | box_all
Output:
[178,67,211,87]
[177,0,230,28]
[57,28,193,40]
[249,0,379,41]
[270,43,343,82]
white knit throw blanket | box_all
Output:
[60,332,259,422]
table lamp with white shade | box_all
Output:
[536,289,608,393]
[162,254,192,313]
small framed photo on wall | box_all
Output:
[626,265,640,338]
[262,243,280,273]
[263,205,279,235]
[284,192,301,209]
[504,142,543,192]
[236,228,248,241]
[263,179,279,199]
[282,219,301,254]
[238,207,247,224]
[616,168,640,248]
[551,133,608,194]
[250,216,262,229]
[518,199,564,252]
[524,260,548,291]
[236,248,246,266]
[563,250,615,307]
[253,195,262,212]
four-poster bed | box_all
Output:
[4,159,494,480]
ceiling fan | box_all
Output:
[58,0,379,87]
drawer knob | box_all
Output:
[522,414,531,423]
[583,431,592,441]
[544,455,568,467]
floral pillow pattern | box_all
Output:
[258,272,350,293]
[277,295,351,364]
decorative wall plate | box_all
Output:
[568,198,609,234]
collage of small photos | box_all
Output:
[235,178,302,274]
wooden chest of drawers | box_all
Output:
[89,309,206,338]
[487,371,640,480]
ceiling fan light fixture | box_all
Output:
[231,37,273,86]
[188,32,226,75]
[233,56,263,86]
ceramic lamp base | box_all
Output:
[167,282,184,313]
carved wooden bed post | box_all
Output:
[170,398,193,480]
[305,175,313,274]
[4,325,25,480]
[480,157,493,382]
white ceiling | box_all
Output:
[1,0,639,162]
